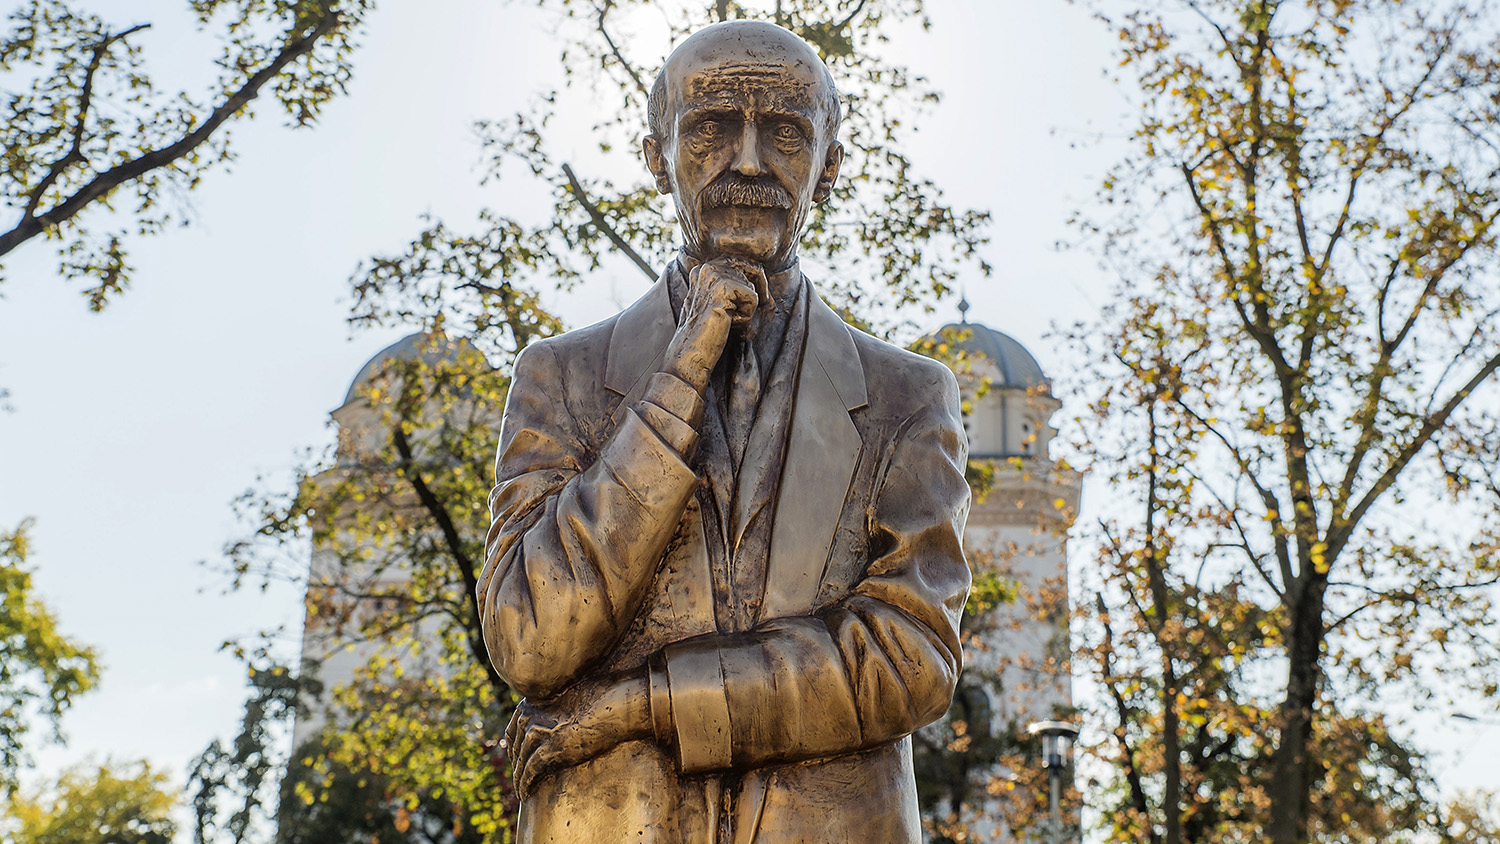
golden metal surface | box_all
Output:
[478,20,971,843]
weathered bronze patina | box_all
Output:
[478,20,971,843]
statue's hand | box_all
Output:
[664,257,769,394]
[504,668,651,796]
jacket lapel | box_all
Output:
[606,269,676,421]
[758,286,867,621]
[603,270,722,637]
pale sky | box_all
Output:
[0,0,1491,835]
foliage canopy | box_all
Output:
[1068,2,1500,842]
[3,759,177,844]
[0,521,98,795]
[0,0,369,307]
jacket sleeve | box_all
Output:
[654,364,972,773]
[478,341,704,700]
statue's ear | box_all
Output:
[813,141,844,204]
[643,135,672,195]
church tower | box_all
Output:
[917,305,1081,841]
[940,304,1079,728]
[289,332,492,755]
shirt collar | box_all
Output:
[673,252,803,311]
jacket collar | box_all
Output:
[601,257,870,622]
[604,265,676,400]
[603,258,867,415]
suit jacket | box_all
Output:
[478,267,972,844]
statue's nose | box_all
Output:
[731,122,763,177]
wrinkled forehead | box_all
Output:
[675,57,824,110]
[663,28,833,122]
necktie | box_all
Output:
[726,335,761,469]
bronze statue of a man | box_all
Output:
[478,20,971,843]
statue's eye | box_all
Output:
[774,123,800,141]
[697,120,722,137]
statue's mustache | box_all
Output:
[700,175,793,210]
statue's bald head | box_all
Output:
[647,21,841,143]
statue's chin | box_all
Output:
[702,206,787,263]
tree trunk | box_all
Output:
[1269,581,1326,844]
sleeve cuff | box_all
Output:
[663,640,733,773]
[637,400,699,457]
[648,653,675,747]
[641,371,705,428]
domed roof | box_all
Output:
[341,332,463,408]
[931,322,1048,389]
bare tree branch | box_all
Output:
[1181,0,1242,72]
[1330,347,1500,558]
[390,423,505,691]
[1180,402,1293,588]
[0,10,342,259]
[834,0,871,32]
[1098,594,1161,844]
[596,1,650,99]
[561,163,658,282]
[20,23,152,221]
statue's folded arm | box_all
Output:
[478,342,705,700]
[657,385,972,773]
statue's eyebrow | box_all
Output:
[677,103,742,125]
[757,105,815,133]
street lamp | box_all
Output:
[1027,720,1079,843]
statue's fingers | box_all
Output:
[503,705,524,758]
[704,271,758,325]
[711,255,766,303]
[516,722,555,782]
[519,743,552,796]
[516,725,557,796]
[736,260,770,308]
[728,281,759,324]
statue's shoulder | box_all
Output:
[510,313,621,388]
[844,325,961,403]
[523,310,623,358]
[823,323,962,438]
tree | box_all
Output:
[1068,2,1500,842]
[916,506,1081,844]
[217,1,998,840]
[3,759,177,844]
[278,735,485,844]
[1441,791,1500,844]
[0,0,369,308]
[187,655,308,844]
[243,337,520,841]
[903,331,1082,843]
[0,520,98,795]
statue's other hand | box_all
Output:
[504,668,651,796]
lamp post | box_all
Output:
[1027,720,1079,844]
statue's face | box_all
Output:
[645,27,842,268]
